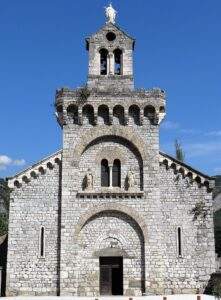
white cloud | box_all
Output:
[161,120,179,130]
[0,155,26,171]
[0,155,12,166]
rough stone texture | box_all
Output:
[86,22,135,91]
[6,18,216,297]
[159,165,215,294]
[6,162,61,296]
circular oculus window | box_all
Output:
[106,32,116,41]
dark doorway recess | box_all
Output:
[100,256,123,295]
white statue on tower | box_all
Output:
[105,3,117,24]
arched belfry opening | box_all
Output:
[113,49,123,75]
[86,6,135,91]
[100,49,108,75]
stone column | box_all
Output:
[78,107,82,125]
[109,53,115,75]
[109,165,113,187]
[124,108,129,125]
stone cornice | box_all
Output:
[8,149,213,191]
[7,150,62,189]
[159,151,214,190]
[77,191,144,199]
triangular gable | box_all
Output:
[86,22,135,50]
[159,151,214,190]
[7,150,62,188]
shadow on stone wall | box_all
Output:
[0,235,8,296]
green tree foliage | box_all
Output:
[205,274,221,297]
[0,180,10,236]
[175,139,185,162]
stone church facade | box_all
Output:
[6,8,215,297]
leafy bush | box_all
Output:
[0,180,10,236]
[191,201,208,221]
[76,85,90,103]
[0,214,8,236]
[205,273,221,297]
[212,276,221,297]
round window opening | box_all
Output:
[106,32,116,41]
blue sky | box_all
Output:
[0,0,221,177]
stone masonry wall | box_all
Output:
[6,162,61,296]
[159,164,216,294]
[60,107,168,296]
[87,22,134,90]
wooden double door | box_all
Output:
[100,257,123,295]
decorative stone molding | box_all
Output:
[93,247,131,258]
[73,125,148,161]
[7,150,62,189]
[55,87,166,127]
[77,191,144,199]
[56,102,166,126]
[74,202,148,240]
[159,152,213,191]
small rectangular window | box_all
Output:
[177,227,182,257]
[40,227,45,258]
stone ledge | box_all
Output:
[2,294,215,299]
[77,190,144,199]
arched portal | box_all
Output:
[75,207,146,296]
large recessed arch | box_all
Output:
[73,126,148,162]
[74,202,148,240]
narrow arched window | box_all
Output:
[101,159,109,187]
[40,227,45,257]
[177,227,182,257]
[100,49,108,75]
[114,49,122,75]
[112,159,121,187]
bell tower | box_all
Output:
[55,5,167,296]
[86,4,135,91]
